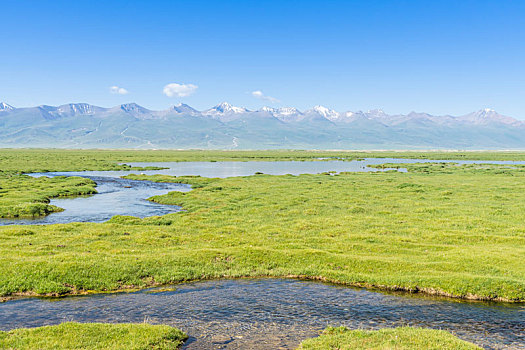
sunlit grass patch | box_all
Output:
[0,322,187,350]
[0,150,524,301]
[298,327,480,349]
[0,176,97,218]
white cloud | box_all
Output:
[251,90,280,103]
[109,86,129,95]
[163,83,198,97]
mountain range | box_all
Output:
[0,102,524,149]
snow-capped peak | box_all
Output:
[120,103,149,114]
[57,103,95,115]
[311,105,340,120]
[457,108,521,126]
[366,109,387,117]
[173,103,195,110]
[259,106,303,122]
[261,106,274,112]
[0,102,14,111]
[261,106,301,116]
[473,108,500,118]
[204,102,249,115]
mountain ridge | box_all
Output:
[2,101,522,124]
[0,102,523,149]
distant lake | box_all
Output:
[1,158,524,225]
[122,157,525,177]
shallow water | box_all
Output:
[2,158,524,226]
[123,158,525,178]
[2,159,524,348]
[0,279,523,349]
[0,176,190,225]
[2,159,397,226]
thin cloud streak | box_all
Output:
[251,90,280,103]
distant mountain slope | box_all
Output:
[0,102,523,149]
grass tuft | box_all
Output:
[298,326,480,349]
[0,322,187,350]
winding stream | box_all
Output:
[2,158,525,226]
[1,159,524,349]
[0,279,523,349]
[0,176,190,225]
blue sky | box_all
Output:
[1,0,525,118]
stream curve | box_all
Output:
[0,279,523,349]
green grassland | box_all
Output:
[298,327,480,349]
[0,152,523,301]
[0,175,97,218]
[368,162,525,174]
[0,322,187,350]
[1,149,525,175]
[0,149,522,349]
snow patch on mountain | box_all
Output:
[310,105,341,121]
[0,102,14,112]
[366,109,388,118]
[169,103,200,116]
[204,102,250,116]
[260,106,303,121]
[56,103,98,116]
[120,103,149,114]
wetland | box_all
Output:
[0,149,524,349]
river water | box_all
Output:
[0,279,523,349]
[1,159,524,349]
[0,176,190,225]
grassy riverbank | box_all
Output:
[0,155,523,301]
[0,175,97,218]
[0,322,187,349]
[299,327,480,349]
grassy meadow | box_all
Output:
[0,175,97,219]
[0,149,523,349]
[0,322,187,350]
[298,327,480,349]
[0,150,523,302]
[1,149,525,175]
